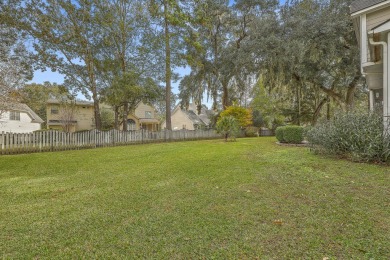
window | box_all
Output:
[127,119,136,131]
[10,111,20,121]
[145,111,152,118]
[51,105,59,114]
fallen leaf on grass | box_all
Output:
[273,219,283,225]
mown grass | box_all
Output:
[0,137,389,259]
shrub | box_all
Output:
[307,111,390,163]
[216,116,240,141]
[275,126,286,142]
[283,125,304,143]
[275,125,304,143]
[245,126,259,137]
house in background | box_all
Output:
[46,99,95,132]
[122,102,160,131]
[47,99,160,132]
[162,103,212,130]
[351,0,390,124]
[0,103,44,133]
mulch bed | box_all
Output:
[276,141,309,147]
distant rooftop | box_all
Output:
[2,103,44,123]
[182,103,212,126]
[350,0,387,14]
[47,99,94,106]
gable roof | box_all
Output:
[350,0,388,14]
[5,103,44,123]
[369,18,390,34]
[180,103,212,126]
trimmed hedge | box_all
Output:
[276,125,304,144]
[275,127,285,142]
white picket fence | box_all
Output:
[0,129,220,155]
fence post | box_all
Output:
[112,129,115,146]
[1,131,4,155]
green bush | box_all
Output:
[283,125,304,143]
[216,116,240,141]
[307,111,390,162]
[245,126,259,137]
[275,125,304,143]
[275,126,285,142]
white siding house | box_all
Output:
[0,103,44,133]
[351,0,390,126]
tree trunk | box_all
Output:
[296,84,301,126]
[222,81,229,109]
[86,48,101,130]
[114,105,119,130]
[312,97,328,125]
[164,0,172,130]
[92,91,101,130]
[123,102,128,131]
[345,74,359,111]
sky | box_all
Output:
[30,0,286,104]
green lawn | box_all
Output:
[0,137,389,259]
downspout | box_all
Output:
[369,33,389,131]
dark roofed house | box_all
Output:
[350,0,387,14]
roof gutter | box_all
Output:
[369,33,390,128]
[351,1,390,18]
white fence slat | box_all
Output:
[0,129,219,155]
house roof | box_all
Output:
[179,103,212,126]
[350,0,387,14]
[6,103,44,123]
[47,98,94,106]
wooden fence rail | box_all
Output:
[0,129,220,155]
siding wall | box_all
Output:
[75,106,94,131]
[0,111,41,133]
[134,102,155,119]
[47,104,94,131]
[367,6,390,31]
[364,7,390,63]
[169,110,195,130]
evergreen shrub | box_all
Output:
[275,126,286,142]
[306,111,390,162]
[276,125,304,144]
[283,125,304,143]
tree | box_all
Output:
[58,100,77,133]
[251,78,285,130]
[148,0,190,130]
[103,72,162,130]
[100,108,115,130]
[219,104,252,128]
[179,0,277,110]
[216,115,240,141]
[0,22,33,115]
[255,0,365,124]
[8,0,105,129]
[17,82,69,128]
